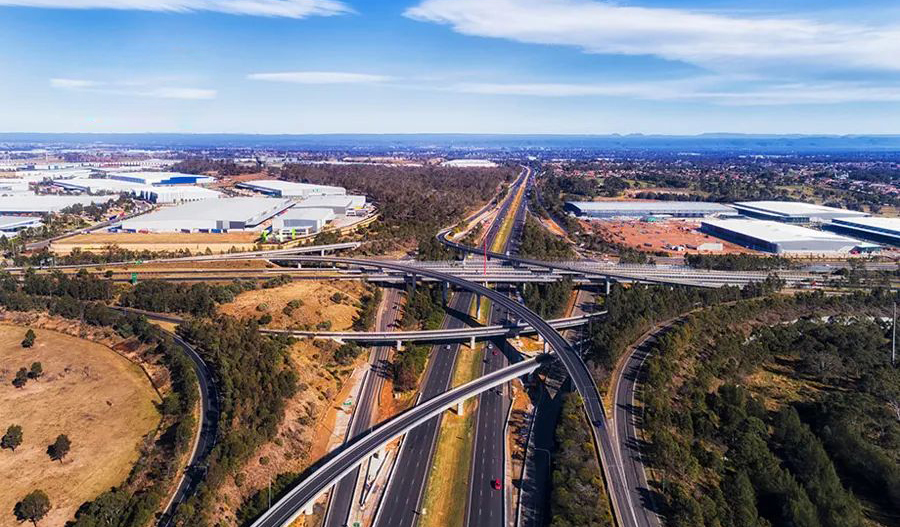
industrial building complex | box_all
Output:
[0,216,43,237]
[731,201,869,223]
[237,180,347,198]
[565,201,735,219]
[271,208,336,239]
[700,219,868,255]
[826,217,900,247]
[106,171,215,186]
[0,195,115,214]
[119,197,293,233]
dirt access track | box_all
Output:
[50,232,260,254]
[0,325,160,527]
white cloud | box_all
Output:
[50,77,216,100]
[452,78,900,105]
[405,0,900,73]
[50,78,100,89]
[0,0,350,18]
[248,71,394,84]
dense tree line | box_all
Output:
[172,157,247,175]
[173,317,298,525]
[118,279,256,317]
[585,280,782,386]
[522,280,573,320]
[685,253,793,271]
[13,246,198,267]
[638,288,900,526]
[401,284,446,331]
[416,235,459,261]
[22,268,113,301]
[392,344,431,393]
[518,216,574,261]
[549,392,613,527]
[351,285,383,331]
[279,163,515,250]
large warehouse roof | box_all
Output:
[701,219,863,254]
[829,217,900,246]
[53,178,146,193]
[238,180,347,198]
[107,171,215,186]
[0,195,114,214]
[120,197,292,232]
[566,201,734,217]
[733,201,869,223]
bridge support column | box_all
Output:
[470,335,476,349]
[475,293,482,319]
[543,341,549,354]
[442,281,448,305]
[320,249,326,256]
[605,278,611,296]
[454,400,464,415]
[301,503,315,516]
[296,262,302,269]
[396,340,404,351]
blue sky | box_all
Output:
[1,0,900,134]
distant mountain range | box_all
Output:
[2,132,900,154]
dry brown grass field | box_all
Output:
[217,280,366,330]
[51,232,260,254]
[0,326,160,527]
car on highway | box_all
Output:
[491,478,502,490]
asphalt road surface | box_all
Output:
[612,322,682,527]
[373,291,473,527]
[158,333,220,526]
[325,286,403,527]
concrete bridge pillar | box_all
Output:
[543,341,549,354]
[475,293,482,319]
[296,262,302,269]
[442,281,448,305]
[320,249,326,256]
[454,400,464,415]
[396,340,404,351]
[470,335,476,349]
[605,277,611,296]
[301,503,315,516]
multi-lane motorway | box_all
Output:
[324,286,403,527]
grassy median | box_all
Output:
[418,296,486,527]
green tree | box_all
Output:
[21,329,35,348]
[1,425,23,452]
[47,434,71,463]
[28,362,42,379]
[12,368,28,389]
[14,490,50,526]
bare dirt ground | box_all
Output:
[0,325,160,527]
[588,219,756,255]
[217,280,366,330]
[51,232,260,254]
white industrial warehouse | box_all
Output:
[700,219,869,255]
[565,201,735,219]
[0,216,43,237]
[827,217,900,247]
[119,197,293,232]
[271,208,336,239]
[732,201,869,223]
[292,195,367,215]
[53,178,146,194]
[237,180,347,198]
[0,195,115,214]
[0,179,30,194]
[107,171,214,186]
[135,186,222,204]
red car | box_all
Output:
[491,478,502,490]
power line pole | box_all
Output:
[893,301,896,367]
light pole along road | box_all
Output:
[248,255,635,527]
